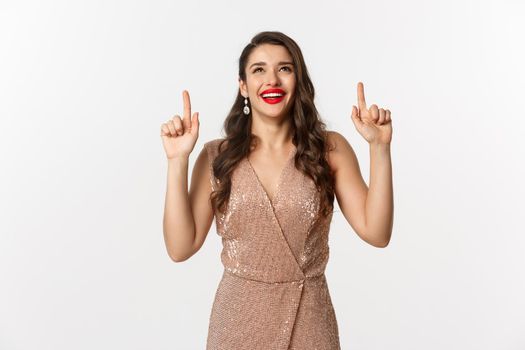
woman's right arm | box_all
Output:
[160,90,213,262]
[163,146,214,262]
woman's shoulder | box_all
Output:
[204,137,226,149]
[203,138,228,160]
[324,130,349,150]
[324,130,355,173]
[204,137,223,145]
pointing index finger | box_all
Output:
[183,90,191,120]
[181,90,193,130]
[357,82,367,111]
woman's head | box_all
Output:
[238,43,296,121]
[211,31,335,218]
[237,31,314,122]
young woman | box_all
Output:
[160,31,393,349]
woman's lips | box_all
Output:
[261,95,285,104]
[260,88,286,104]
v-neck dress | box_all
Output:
[204,138,340,350]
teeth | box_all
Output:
[261,92,284,98]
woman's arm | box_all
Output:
[160,89,213,262]
[365,142,393,246]
[327,131,393,247]
[163,146,214,262]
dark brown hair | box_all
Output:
[210,31,335,219]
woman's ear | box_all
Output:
[238,77,248,98]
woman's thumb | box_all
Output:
[351,106,362,127]
[192,112,200,132]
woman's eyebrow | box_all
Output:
[249,61,294,69]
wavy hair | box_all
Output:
[210,31,335,219]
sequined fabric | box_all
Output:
[204,138,340,350]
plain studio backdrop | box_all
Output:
[1,0,524,349]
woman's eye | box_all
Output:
[252,66,292,73]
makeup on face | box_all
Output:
[243,45,295,111]
[259,88,286,104]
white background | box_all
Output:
[1,0,524,349]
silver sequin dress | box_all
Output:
[204,138,340,350]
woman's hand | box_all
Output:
[350,82,392,145]
[160,90,200,159]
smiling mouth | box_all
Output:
[260,92,286,104]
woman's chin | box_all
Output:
[257,111,287,119]
[254,105,292,119]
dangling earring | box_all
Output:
[243,97,250,115]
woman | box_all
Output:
[160,31,393,349]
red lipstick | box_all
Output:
[260,88,286,104]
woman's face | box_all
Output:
[239,44,296,120]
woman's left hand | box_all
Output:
[350,82,392,145]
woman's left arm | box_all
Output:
[366,142,393,247]
[352,81,393,247]
[328,82,393,248]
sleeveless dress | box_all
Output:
[204,138,340,350]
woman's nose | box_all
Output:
[266,69,281,85]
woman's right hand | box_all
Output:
[160,90,200,160]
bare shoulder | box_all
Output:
[325,130,357,174]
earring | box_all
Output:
[243,97,250,115]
